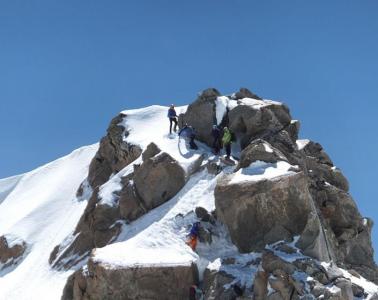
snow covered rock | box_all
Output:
[215,169,312,252]
[62,259,198,300]
[87,113,142,189]
[232,87,262,100]
[236,139,288,171]
[0,235,26,270]
[228,98,292,149]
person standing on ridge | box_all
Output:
[211,125,221,155]
[222,126,233,160]
[167,104,178,134]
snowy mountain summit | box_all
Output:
[1,87,377,299]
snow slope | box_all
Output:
[0,144,98,300]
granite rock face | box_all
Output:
[62,259,198,300]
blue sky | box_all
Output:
[1,1,377,257]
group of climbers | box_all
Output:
[167,105,235,159]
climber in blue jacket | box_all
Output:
[167,104,178,134]
[179,124,198,150]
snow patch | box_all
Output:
[229,161,296,184]
[98,157,142,206]
[296,139,310,150]
[215,96,238,125]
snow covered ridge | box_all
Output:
[0,144,98,299]
[1,87,377,299]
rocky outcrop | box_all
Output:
[228,99,292,149]
[0,235,26,270]
[133,151,186,210]
[179,88,220,145]
[251,249,366,300]
[62,259,198,300]
[232,87,262,100]
[87,113,142,189]
[202,268,238,300]
[51,143,186,269]
[236,139,288,171]
[215,171,313,252]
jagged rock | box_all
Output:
[320,184,361,236]
[306,157,349,191]
[62,259,199,300]
[296,211,333,262]
[253,270,268,300]
[268,272,293,300]
[293,259,329,285]
[142,142,161,161]
[233,87,262,100]
[203,268,237,300]
[0,235,26,269]
[87,113,142,189]
[228,100,292,149]
[286,120,300,143]
[134,152,185,210]
[338,218,378,283]
[262,251,296,275]
[300,140,333,166]
[118,179,145,222]
[351,283,365,298]
[236,139,288,171]
[195,206,211,222]
[334,278,353,300]
[215,172,312,252]
[179,88,220,145]
[263,130,298,161]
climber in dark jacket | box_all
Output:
[211,125,221,155]
[167,104,178,134]
[179,124,198,150]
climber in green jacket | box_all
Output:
[222,127,233,159]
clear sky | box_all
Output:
[1,1,377,258]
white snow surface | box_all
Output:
[215,96,238,125]
[296,139,310,150]
[229,160,296,184]
[0,144,98,300]
[120,105,203,174]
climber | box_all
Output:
[222,126,233,160]
[186,222,200,250]
[179,124,198,150]
[189,285,204,300]
[167,104,178,134]
[211,125,221,155]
